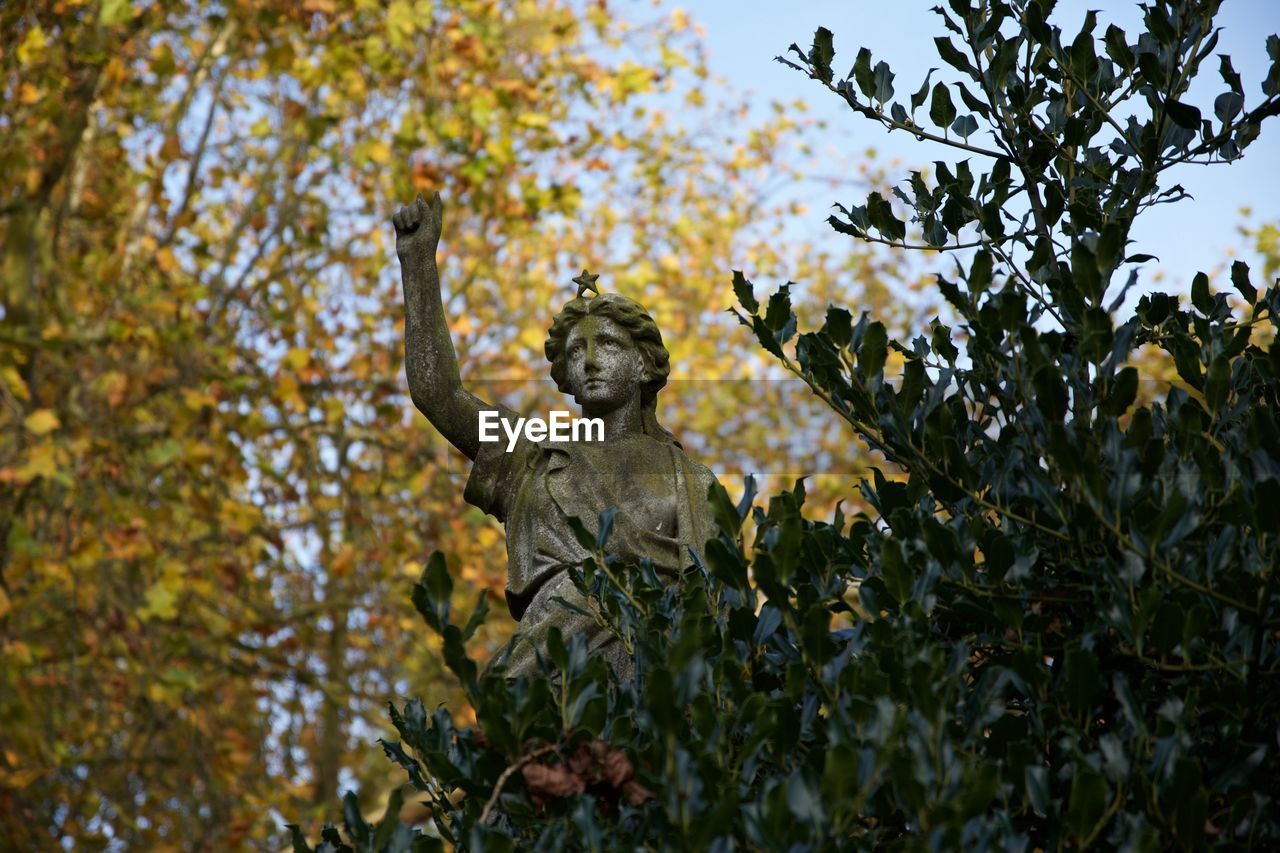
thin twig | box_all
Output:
[479,743,558,824]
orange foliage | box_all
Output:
[0,0,917,846]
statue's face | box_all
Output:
[565,315,646,411]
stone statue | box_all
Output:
[392,193,720,680]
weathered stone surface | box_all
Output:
[393,194,717,678]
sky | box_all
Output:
[681,0,1279,294]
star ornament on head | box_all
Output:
[572,269,601,298]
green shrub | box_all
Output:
[292,1,1280,848]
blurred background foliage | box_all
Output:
[0,0,930,847]
[1,0,1275,849]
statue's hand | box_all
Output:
[392,192,443,259]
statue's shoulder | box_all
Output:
[669,443,720,497]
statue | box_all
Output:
[392,193,720,680]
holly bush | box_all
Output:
[293,1,1280,849]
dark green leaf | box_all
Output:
[371,788,405,849]
[1214,91,1243,123]
[825,306,853,347]
[380,740,429,791]
[911,69,936,111]
[1204,354,1230,411]
[1071,241,1101,305]
[859,321,888,377]
[1097,222,1124,271]
[1230,260,1255,304]
[460,591,489,642]
[853,47,874,98]
[1064,647,1100,713]
[1025,765,1050,817]
[1138,50,1166,89]
[1170,337,1203,390]
[1081,307,1113,363]
[809,27,835,82]
[1034,367,1068,421]
[732,269,758,313]
[872,60,895,103]
[1165,99,1201,130]
[951,114,978,139]
[878,539,911,602]
[1102,367,1138,417]
[596,506,616,550]
[968,250,992,292]
[1191,272,1211,313]
[1066,766,1109,840]
[1219,54,1243,94]
[931,320,958,363]
[412,552,453,633]
[564,513,599,552]
[343,791,370,845]
[934,37,974,75]
[929,82,956,129]
[288,826,314,853]
[1104,25,1133,68]
[787,772,825,824]
[765,283,794,332]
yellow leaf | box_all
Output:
[99,0,134,26]
[24,409,60,435]
[2,640,32,665]
[517,112,550,129]
[387,0,414,44]
[2,367,30,402]
[283,347,310,370]
[16,445,57,483]
[181,388,214,410]
[518,326,545,353]
[156,246,178,273]
[99,370,129,406]
[17,26,48,66]
[368,140,392,165]
[324,397,345,423]
[139,577,180,621]
[42,561,73,590]
[401,559,423,578]
[147,681,178,704]
[278,374,305,412]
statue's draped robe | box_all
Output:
[463,406,719,679]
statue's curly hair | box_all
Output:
[545,293,679,446]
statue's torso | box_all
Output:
[464,423,714,618]
[464,419,721,679]
[571,434,679,536]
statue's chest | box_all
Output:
[575,442,679,536]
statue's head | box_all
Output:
[545,293,678,444]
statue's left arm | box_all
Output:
[392,192,491,461]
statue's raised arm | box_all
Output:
[393,193,490,461]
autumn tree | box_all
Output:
[0,0,907,848]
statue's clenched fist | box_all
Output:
[392,192,443,259]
